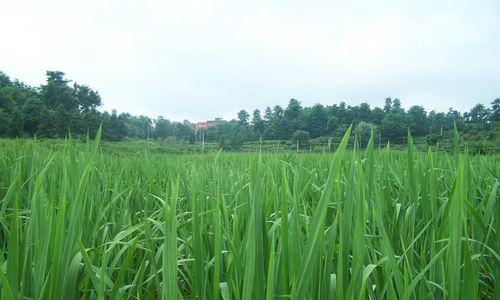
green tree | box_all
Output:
[0,77,15,136]
[381,111,407,143]
[428,111,446,134]
[407,105,428,136]
[326,116,339,135]
[371,107,384,125]
[0,77,40,136]
[264,106,273,121]
[154,117,173,139]
[252,109,265,138]
[80,108,102,137]
[237,109,250,126]
[101,110,128,141]
[40,71,79,137]
[392,98,402,111]
[20,97,50,136]
[0,108,12,136]
[383,97,392,113]
[307,104,328,138]
[118,114,153,139]
[490,98,500,123]
[291,130,310,149]
[230,127,245,150]
[283,99,303,138]
[74,83,101,113]
[354,102,372,123]
[445,108,465,131]
[467,104,491,130]
[0,71,10,87]
[173,120,195,143]
[215,120,245,150]
[263,105,284,140]
[354,121,375,147]
[332,102,349,124]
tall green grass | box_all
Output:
[0,129,497,299]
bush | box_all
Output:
[291,130,310,149]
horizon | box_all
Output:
[2,69,497,124]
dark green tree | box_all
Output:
[307,104,328,138]
[490,98,500,123]
[467,104,491,130]
[74,83,101,113]
[282,99,303,138]
[40,71,79,137]
[252,109,265,138]
[154,117,173,139]
[0,75,15,136]
[101,110,128,141]
[383,97,392,113]
[381,111,407,143]
[20,97,50,136]
[407,105,428,136]
[264,106,273,121]
[263,105,284,139]
[371,107,384,125]
[117,114,154,139]
[445,108,465,131]
[428,111,446,134]
[291,130,310,149]
[354,121,375,147]
[237,109,250,126]
[354,102,372,123]
[392,98,402,111]
[173,120,195,143]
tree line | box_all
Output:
[0,71,195,142]
[1,70,498,150]
[203,98,498,150]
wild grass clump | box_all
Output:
[0,128,498,299]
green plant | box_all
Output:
[0,128,497,299]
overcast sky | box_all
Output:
[1,0,499,121]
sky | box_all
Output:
[1,0,499,122]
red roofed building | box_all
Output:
[196,122,209,131]
[195,118,223,132]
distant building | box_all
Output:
[207,118,223,127]
[196,118,223,132]
[196,122,209,131]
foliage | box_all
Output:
[354,121,376,147]
[0,70,498,152]
[153,117,173,139]
[251,109,265,138]
[0,130,497,299]
[0,71,196,142]
[291,130,311,149]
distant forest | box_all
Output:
[1,71,498,152]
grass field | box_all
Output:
[0,128,498,299]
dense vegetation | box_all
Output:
[0,128,498,299]
[1,71,498,153]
